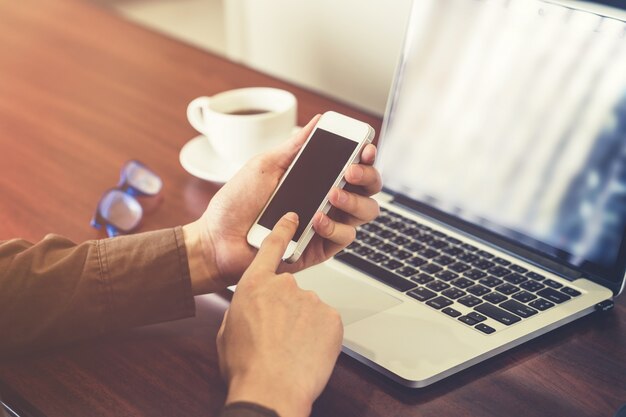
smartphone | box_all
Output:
[247,111,375,263]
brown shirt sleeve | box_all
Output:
[0,227,195,357]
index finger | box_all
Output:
[249,212,299,273]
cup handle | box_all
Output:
[186,96,211,135]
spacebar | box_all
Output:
[335,252,417,292]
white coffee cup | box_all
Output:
[186,87,297,170]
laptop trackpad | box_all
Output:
[295,263,403,325]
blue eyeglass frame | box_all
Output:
[91,160,163,237]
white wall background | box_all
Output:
[224,0,413,115]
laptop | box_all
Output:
[295,0,626,387]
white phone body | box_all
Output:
[247,111,375,263]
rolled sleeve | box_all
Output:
[0,227,195,356]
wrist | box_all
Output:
[182,220,221,295]
[226,375,312,417]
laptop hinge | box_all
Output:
[390,194,583,281]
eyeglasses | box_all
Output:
[91,160,163,237]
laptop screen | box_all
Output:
[380,0,626,287]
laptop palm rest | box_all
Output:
[295,263,402,325]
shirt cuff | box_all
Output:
[219,402,281,417]
[98,226,195,331]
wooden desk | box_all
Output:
[0,1,625,416]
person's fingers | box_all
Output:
[359,144,377,166]
[247,212,299,274]
[328,188,380,225]
[344,164,382,196]
[273,115,321,169]
[312,212,357,248]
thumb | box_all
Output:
[273,114,320,169]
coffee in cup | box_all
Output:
[186,87,297,173]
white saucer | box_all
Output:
[179,127,301,183]
[179,135,238,183]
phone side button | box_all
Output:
[335,252,417,292]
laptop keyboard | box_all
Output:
[335,207,582,335]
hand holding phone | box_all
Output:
[247,111,375,263]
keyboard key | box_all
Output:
[493,257,512,266]
[461,243,478,252]
[464,269,487,280]
[479,276,503,288]
[475,323,496,334]
[418,248,439,259]
[467,312,487,323]
[379,243,398,253]
[467,284,490,296]
[392,249,413,261]
[445,236,462,244]
[442,307,462,317]
[560,287,581,297]
[512,291,537,303]
[429,239,448,249]
[458,295,483,307]
[441,246,463,256]
[458,316,478,326]
[431,230,446,238]
[396,266,418,277]
[407,287,437,302]
[354,246,374,256]
[452,277,474,289]
[487,266,511,277]
[335,252,417,292]
[362,223,382,233]
[537,288,571,304]
[477,250,495,259]
[496,283,520,295]
[484,292,507,304]
[416,234,435,243]
[420,263,443,274]
[391,235,411,246]
[404,228,423,238]
[475,303,521,325]
[405,242,425,252]
[458,252,479,263]
[433,255,455,266]
[362,235,383,247]
[526,272,545,281]
[426,280,450,292]
[387,216,406,230]
[426,296,454,309]
[435,270,458,282]
[473,259,495,270]
[543,279,563,289]
[442,287,466,299]
[520,280,545,292]
[449,262,472,273]
[510,265,528,274]
[377,229,396,239]
[503,273,527,285]
[366,252,389,263]
[411,273,434,285]
[381,259,403,270]
[529,298,555,311]
[347,242,362,251]
[500,299,538,318]
[406,256,427,267]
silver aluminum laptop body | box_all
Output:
[296,0,626,387]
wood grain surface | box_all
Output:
[0,1,625,417]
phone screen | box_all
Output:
[259,128,359,241]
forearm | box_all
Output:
[0,227,195,357]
